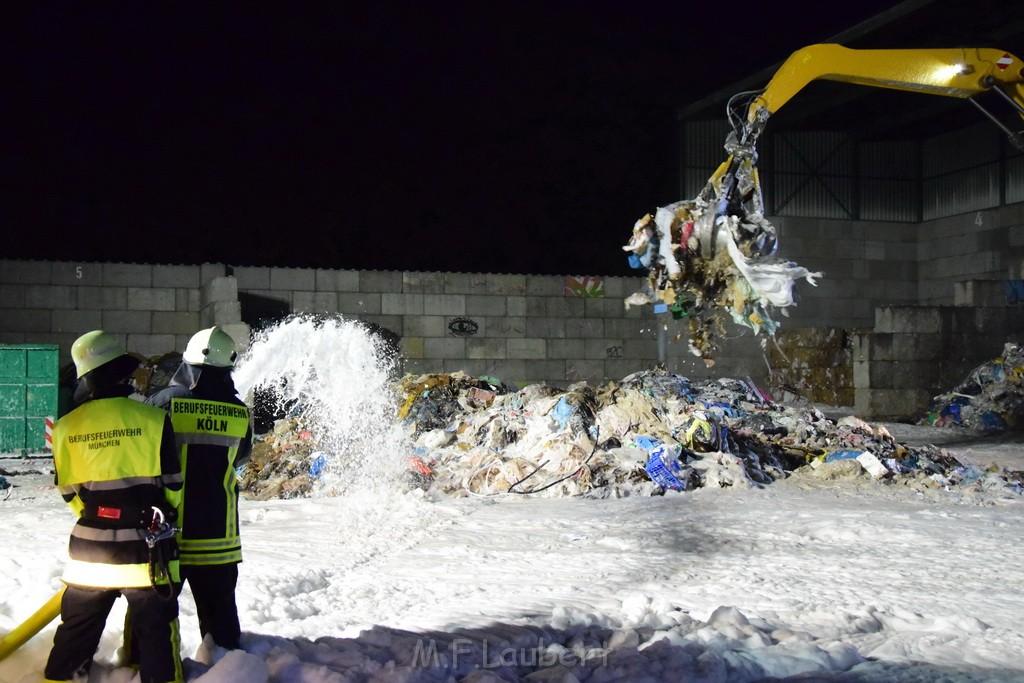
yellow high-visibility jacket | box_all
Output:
[53,397,183,588]
[168,396,251,566]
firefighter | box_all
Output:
[145,326,253,651]
[45,331,183,683]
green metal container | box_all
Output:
[0,344,59,455]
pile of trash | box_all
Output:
[621,198,821,363]
[919,342,1024,432]
[132,352,183,396]
[239,368,1023,500]
[238,418,322,500]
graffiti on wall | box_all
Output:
[448,317,480,337]
[564,276,604,298]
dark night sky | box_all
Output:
[3,2,901,276]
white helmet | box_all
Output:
[71,330,129,378]
[183,326,237,367]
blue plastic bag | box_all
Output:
[310,453,329,478]
[550,396,573,429]
[825,449,864,462]
[939,403,962,422]
[979,411,1007,432]
[633,435,662,452]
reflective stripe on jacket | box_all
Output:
[170,397,251,565]
[53,397,181,588]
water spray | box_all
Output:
[233,314,410,496]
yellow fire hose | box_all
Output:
[0,587,65,662]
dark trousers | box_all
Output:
[45,584,181,683]
[180,563,241,650]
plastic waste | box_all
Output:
[409,456,432,477]
[633,435,662,452]
[883,458,906,474]
[1006,279,1024,304]
[855,452,889,478]
[550,396,573,429]
[622,199,820,360]
[920,342,1024,432]
[949,465,984,486]
[941,402,962,423]
[825,449,864,462]
[478,375,504,388]
[644,444,689,491]
[684,414,716,450]
[309,452,329,478]
[979,411,1007,432]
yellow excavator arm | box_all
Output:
[742,44,1024,148]
[706,44,1024,244]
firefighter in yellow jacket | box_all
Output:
[146,326,253,651]
[45,331,183,683]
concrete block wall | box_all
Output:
[919,203,1024,304]
[853,307,946,421]
[771,216,919,330]
[231,266,772,388]
[0,260,203,366]
[0,260,247,371]
[1009,202,1024,279]
[848,202,1024,419]
[752,204,1023,338]
[853,299,1024,420]
[953,280,1011,308]
[1,259,774,389]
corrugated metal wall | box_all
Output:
[769,131,854,219]
[922,123,1002,221]
[680,120,1019,221]
[681,120,731,198]
[1007,153,1024,205]
[860,140,919,223]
